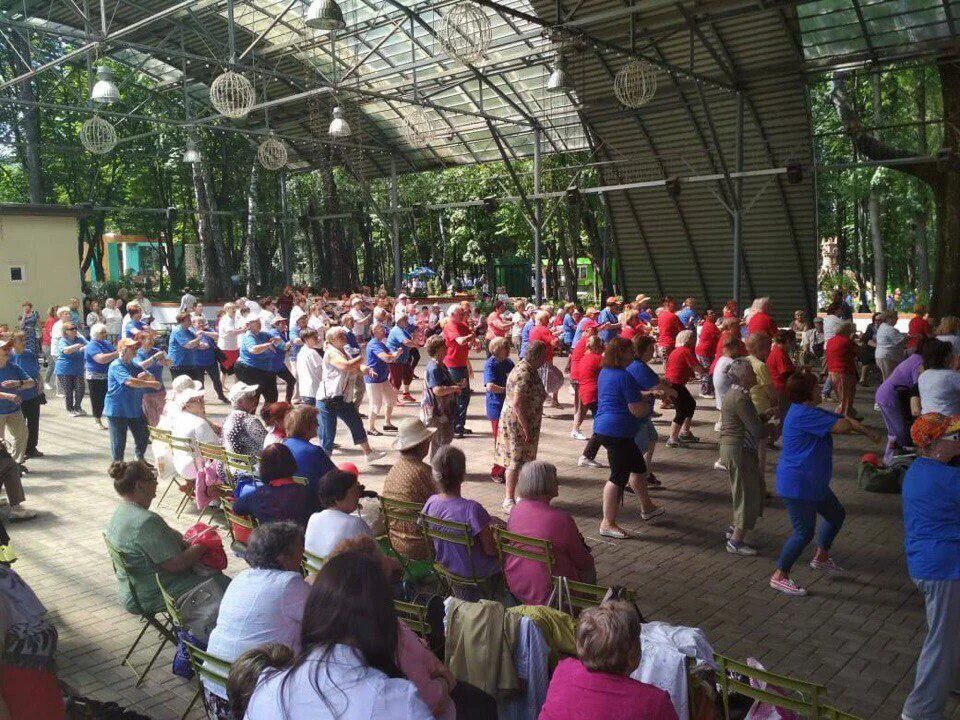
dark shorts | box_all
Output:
[595,433,647,487]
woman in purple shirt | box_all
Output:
[421,445,500,593]
[875,337,929,463]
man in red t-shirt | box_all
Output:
[657,298,683,358]
[746,298,778,338]
[443,305,476,437]
[906,306,932,351]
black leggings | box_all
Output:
[276,366,296,402]
[670,383,696,424]
[199,363,225,400]
[20,395,40,454]
[235,363,278,404]
[88,378,108,419]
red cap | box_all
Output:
[860,452,881,468]
[338,461,360,478]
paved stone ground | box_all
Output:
[8,355,959,719]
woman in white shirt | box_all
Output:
[935,315,960,358]
[244,549,433,720]
[918,339,960,416]
[875,310,907,380]
[216,302,244,376]
[170,385,221,481]
[203,522,310,714]
[307,302,331,334]
[101,298,123,344]
[305,468,373,558]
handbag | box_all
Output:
[175,576,226,645]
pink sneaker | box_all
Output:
[769,576,807,596]
[810,557,844,574]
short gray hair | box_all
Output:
[90,322,108,339]
[431,444,466,492]
[243,521,303,570]
[724,357,754,386]
[576,602,641,674]
[516,460,559,500]
[675,329,695,348]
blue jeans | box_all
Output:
[108,416,149,462]
[776,490,846,573]
[447,366,471,434]
[316,396,367,454]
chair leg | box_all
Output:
[179,686,201,720]
[119,618,151,667]
[175,493,191,518]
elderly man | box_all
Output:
[901,414,960,720]
[443,305,476,438]
[597,297,621,345]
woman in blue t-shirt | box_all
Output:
[54,321,87,416]
[236,316,282,404]
[770,370,880,597]
[191,314,227,403]
[364,322,401,436]
[84,323,119,430]
[483,337,514,482]
[593,338,665,540]
[167,311,201,381]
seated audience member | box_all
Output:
[104,460,229,616]
[261,401,293,447]
[381,418,437,560]
[283,404,336,495]
[505,460,595,605]
[422,445,500,583]
[227,643,294,720]
[170,382,221,484]
[304,469,373,558]
[242,550,435,719]
[918,339,960,416]
[203,522,309,718]
[233,444,318,526]
[222,381,266,457]
[539,602,678,720]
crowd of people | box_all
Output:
[0,283,957,720]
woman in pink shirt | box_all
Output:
[539,602,678,720]
[505,461,595,605]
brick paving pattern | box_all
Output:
[9,357,960,719]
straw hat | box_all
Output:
[227,381,259,405]
[393,418,435,451]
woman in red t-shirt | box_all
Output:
[656,299,683,358]
[572,336,604,444]
[664,330,705,447]
[568,327,593,438]
[906,307,932,352]
[825,321,858,418]
[746,297,778,338]
[711,318,745,374]
[529,311,563,408]
[766,329,796,395]
[695,310,720,396]
[619,309,644,341]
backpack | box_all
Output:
[857,462,904,494]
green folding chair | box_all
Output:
[221,495,256,549]
[102,534,175,686]
[379,497,436,584]
[420,512,496,599]
[224,450,257,482]
[394,598,432,638]
[493,526,555,575]
[715,653,825,719]
[552,576,637,616]
[820,707,864,720]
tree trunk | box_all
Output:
[192,161,229,300]
[915,66,931,301]
[868,71,886,312]
[244,162,261,295]
[556,214,578,302]
[835,200,846,271]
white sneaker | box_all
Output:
[570,429,587,441]
[74,409,87,417]
[501,498,515,513]
[364,450,387,464]
[714,459,727,471]
[874,403,880,412]
[578,456,602,468]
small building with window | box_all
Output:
[0,204,83,326]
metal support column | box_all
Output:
[390,159,401,294]
[279,170,292,284]
[732,92,744,307]
[533,126,543,303]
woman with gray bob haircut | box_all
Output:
[203,521,310,718]
[718,358,768,557]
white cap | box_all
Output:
[227,381,259,404]
[175,386,206,408]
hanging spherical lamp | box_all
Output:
[90,64,120,104]
[328,106,351,138]
[257,134,288,170]
[304,0,345,31]
[79,115,117,154]
[182,138,202,164]
[400,106,435,149]
[439,2,492,65]
[209,70,256,119]
[613,59,657,109]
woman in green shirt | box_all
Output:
[104,460,229,615]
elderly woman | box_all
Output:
[825,321,858,418]
[663,329,705,448]
[134,331,170,427]
[423,445,500,589]
[875,339,927,463]
[318,327,384,464]
[575,336,606,467]
[364,322,401,435]
[54,321,87,416]
[10,332,42,462]
[770,371,880,596]
[236,316,281,404]
[101,298,122,344]
[529,310,564,409]
[304,469,374,559]
[539,602,677,720]
[719,359,768,556]
[84,323,119,430]
[626,335,675,485]
[875,310,907,380]
[216,302,243,378]
[917,338,960,416]
[222,381,266,457]
[202,521,309,718]
[746,297,777,337]
[935,315,960,357]
[105,338,161,462]
[282,405,335,495]
[167,311,201,381]
[233,444,317,526]
[170,383,221,489]
[104,460,229,616]
[381,419,437,561]
[0,338,34,473]
[261,401,292,447]
[496,340,549,513]
[505,460,595,605]
[483,337,514,482]
[423,334,461,455]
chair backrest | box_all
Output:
[183,639,232,688]
[715,653,824,718]
[493,526,555,575]
[394,599,431,637]
[147,426,171,443]
[225,451,257,476]
[197,442,227,464]
[103,533,147,616]
[168,435,196,461]
[221,496,256,545]
[419,512,481,588]
[379,497,426,553]
[557,577,637,614]
[155,573,184,628]
[302,549,325,575]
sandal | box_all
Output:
[367,429,383,436]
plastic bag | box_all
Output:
[183,522,228,571]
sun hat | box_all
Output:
[175,386,206,408]
[227,381,259,405]
[170,375,200,397]
[910,413,960,448]
[393,418,435,451]
[117,337,140,350]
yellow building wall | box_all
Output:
[0,211,81,326]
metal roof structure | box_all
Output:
[1,0,957,312]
